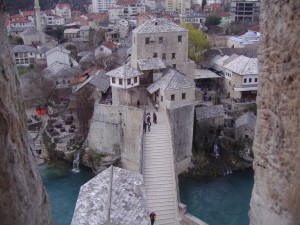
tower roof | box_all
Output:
[133,18,186,34]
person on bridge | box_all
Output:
[149,212,156,225]
[153,112,157,124]
[143,121,147,133]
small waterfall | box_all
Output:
[211,138,220,157]
[72,152,80,173]
[223,166,233,176]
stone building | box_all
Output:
[147,67,195,109]
[235,112,256,140]
[223,55,258,99]
[12,45,36,67]
[71,166,150,225]
[195,105,225,130]
[131,18,189,76]
[45,46,77,67]
[20,27,46,45]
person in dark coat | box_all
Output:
[143,121,147,133]
[149,212,156,225]
[153,112,157,124]
[137,100,140,108]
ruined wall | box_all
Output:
[86,104,144,172]
[0,1,52,224]
[249,1,300,225]
[167,104,194,173]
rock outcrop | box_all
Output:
[0,1,52,224]
[250,1,300,224]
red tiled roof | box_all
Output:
[56,3,71,9]
[248,25,260,32]
[21,11,35,17]
[12,18,32,23]
[72,67,98,84]
[103,40,116,50]
[217,12,230,17]
[116,0,138,6]
[88,13,108,21]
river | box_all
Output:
[39,161,94,225]
[40,162,253,225]
[179,168,254,225]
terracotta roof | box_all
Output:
[248,25,260,33]
[116,0,138,6]
[217,12,230,17]
[12,18,32,23]
[56,3,71,9]
[88,13,108,21]
[103,41,116,50]
[10,14,23,20]
[21,11,35,17]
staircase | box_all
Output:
[143,108,179,225]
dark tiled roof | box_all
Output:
[106,65,143,79]
[133,18,186,34]
[196,105,225,120]
[147,67,195,94]
[71,166,150,225]
[137,58,166,71]
[42,62,81,78]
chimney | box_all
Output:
[134,180,142,196]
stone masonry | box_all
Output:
[249,1,300,225]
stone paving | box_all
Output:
[143,107,179,225]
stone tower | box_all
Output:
[34,0,42,31]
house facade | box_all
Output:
[12,45,36,67]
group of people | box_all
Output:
[143,112,157,132]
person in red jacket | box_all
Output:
[149,212,156,225]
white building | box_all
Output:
[43,11,65,26]
[92,0,117,12]
[12,45,36,67]
[79,25,90,38]
[64,28,80,39]
[54,3,72,22]
[45,46,73,67]
[115,0,146,19]
[227,31,260,48]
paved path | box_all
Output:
[143,108,179,225]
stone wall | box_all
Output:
[86,104,144,172]
[0,1,52,224]
[249,1,300,225]
[167,104,194,173]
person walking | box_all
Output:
[153,112,157,124]
[155,102,158,112]
[137,100,140,108]
[146,113,151,132]
[149,212,156,225]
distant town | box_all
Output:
[5,0,261,224]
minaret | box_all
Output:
[180,0,186,24]
[34,0,42,31]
